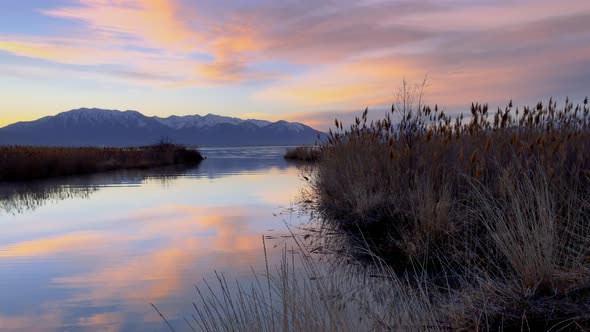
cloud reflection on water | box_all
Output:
[0,147,306,331]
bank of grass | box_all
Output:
[284,146,322,162]
[0,143,203,181]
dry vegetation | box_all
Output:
[284,146,322,162]
[161,234,444,332]
[305,81,590,330]
[0,143,203,181]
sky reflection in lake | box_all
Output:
[0,147,308,331]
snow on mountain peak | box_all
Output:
[28,108,306,132]
[0,107,324,147]
[54,108,149,128]
[155,113,272,129]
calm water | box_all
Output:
[0,147,309,331]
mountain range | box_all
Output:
[0,108,324,147]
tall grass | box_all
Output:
[304,81,590,329]
[160,232,445,332]
[284,146,322,162]
[0,143,203,181]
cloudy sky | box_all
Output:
[1,0,589,129]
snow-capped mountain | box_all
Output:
[154,113,272,129]
[0,108,323,147]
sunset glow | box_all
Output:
[1,0,589,129]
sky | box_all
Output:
[1,0,589,130]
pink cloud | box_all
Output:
[41,0,202,52]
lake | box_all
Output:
[0,147,310,331]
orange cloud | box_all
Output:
[42,0,200,51]
[1,0,273,86]
[0,38,145,65]
[254,57,422,108]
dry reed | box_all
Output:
[284,146,322,162]
[306,81,590,329]
[0,143,203,181]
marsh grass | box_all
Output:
[0,143,203,181]
[158,229,446,332]
[284,146,322,162]
[305,81,590,329]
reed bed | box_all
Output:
[0,143,203,181]
[305,82,590,329]
[284,146,322,162]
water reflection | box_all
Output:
[0,183,99,215]
[0,147,301,216]
[0,166,192,215]
[0,146,307,331]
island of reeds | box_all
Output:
[184,91,590,331]
[0,142,203,181]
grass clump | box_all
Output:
[0,142,203,181]
[158,234,445,332]
[284,146,322,162]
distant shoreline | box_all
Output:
[0,144,204,182]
